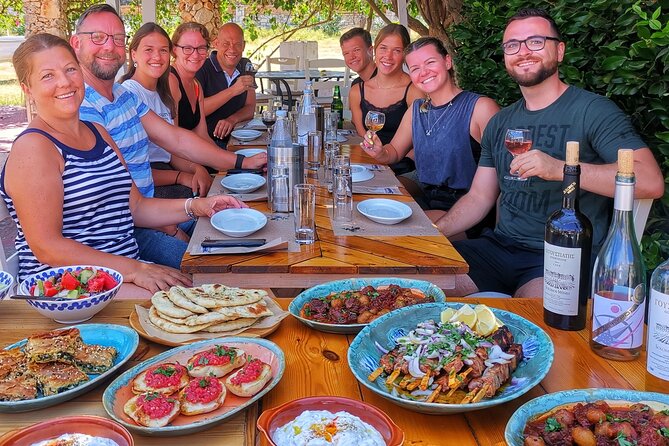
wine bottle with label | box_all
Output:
[646,257,669,390]
[331,85,344,129]
[543,141,593,330]
[590,149,646,361]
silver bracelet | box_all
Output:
[186,196,199,220]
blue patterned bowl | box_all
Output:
[18,265,123,323]
[505,388,669,446]
[0,270,14,300]
[289,277,446,334]
[348,302,554,414]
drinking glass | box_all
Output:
[365,111,385,134]
[262,110,276,138]
[504,128,532,181]
[306,131,322,172]
[294,183,316,244]
[332,165,353,223]
[322,141,340,185]
[324,111,339,142]
[243,61,258,88]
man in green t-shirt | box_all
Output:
[433,8,664,297]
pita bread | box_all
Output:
[151,291,195,319]
[153,310,190,325]
[167,287,208,314]
[201,318,258,333]
[213,301,274,319]
[202,285,266,307]
[174,286,220,309]
[149,307,214,333]
[180,311,237,327]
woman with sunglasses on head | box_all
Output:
[121,23,212,204]
[349,24,424,175]
[3,33,246,292]
[361,37,500,238]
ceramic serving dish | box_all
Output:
[0,324,139,413]
[0,270,14,300]
[221,173,266,194]
[231,129,262,142]
[210,208,268,237]
[103,337,285,436]
[0,415,134,446]
[257,396,404,446]
[351,164,374,183]
[504,388,669,446]
[288,277,445,334]
[235,148,267,157]
[357,199,412,225]
[348,302,554,414]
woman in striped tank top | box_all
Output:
[1,33,246,292]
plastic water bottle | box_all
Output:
[297,81,317,146]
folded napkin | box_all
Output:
[190,237,288,255]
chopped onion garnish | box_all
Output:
[408,356,425,378]
[489,345,515,360]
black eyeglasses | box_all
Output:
[175,44,209,55]
[78,31,127,47]
[501,35,560,55]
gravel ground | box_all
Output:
[0,106,28,165]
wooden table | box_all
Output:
[0,298,656,445]
[181,139,468,290]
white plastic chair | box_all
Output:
[305,58,351,104]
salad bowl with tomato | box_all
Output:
[19,266,123,323]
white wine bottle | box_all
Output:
[543,142,592,330]
[590,149,646,360]
[646,257,669,389]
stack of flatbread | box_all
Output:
[148,284,274,334]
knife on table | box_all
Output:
[201,239,267,248]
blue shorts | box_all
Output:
[453,228,543,295]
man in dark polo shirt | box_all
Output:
[339,27,377,86]
[196,22,256,147]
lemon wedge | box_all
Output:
[440,307,456,323]
[472,305,495,336]
[449,304,477,328]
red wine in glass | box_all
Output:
[504,128,531,181]
[244,61,258,89]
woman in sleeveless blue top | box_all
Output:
[3,33,248,292]
[349,24,424,175]
[360,37,500,236]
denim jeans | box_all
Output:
[133,220,194,269]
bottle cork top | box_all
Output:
[565,141,579,166]
[618,149,634,175]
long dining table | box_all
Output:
[0,297,657,445]
[180,134,469,291]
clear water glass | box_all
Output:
[306,130,322,171]
[332,165,353,223]
[294,183,316,244]
[269,165,290,213]
[322,141,340,185]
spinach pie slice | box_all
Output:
[74,343,117,374]
[29,361,89,396]
[0,373,38,401]
[25,328,81,364]
[0,347,28,380]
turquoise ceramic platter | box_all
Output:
[103,337,285,436]
[505,388,669,446]
[288,277,446,334]
[0,324,139,413]
[348,302,554,414]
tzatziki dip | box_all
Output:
[272,410,385,446]
[31,433,120,446]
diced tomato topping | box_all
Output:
[43,280,54,289]
[137,393,176,419]
[97,270,118,290]
[230,359,265,386]
[86,276,105,293]
[44,287,58,297]
[29,285,35,295]
[61,272,80,290]
[145,363,185,388]
[183,377,223,404]
[193,346,236,367]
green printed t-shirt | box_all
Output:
[479,85,646,253]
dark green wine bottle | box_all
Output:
[331,85,344,129]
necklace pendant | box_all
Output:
[426,130,431,136]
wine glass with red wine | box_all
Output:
[243,61,258,89]
[504,128,532,181]
[262,109,276,137]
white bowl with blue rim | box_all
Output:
[350,164,374,183]
[231,129,263,142]
[236,148,267,158]
[210,208,267,238]
[357,198,412,225]
[0,270,14,300]
[18,265,123,324]
[221,173,266,194]
[505,388,669,445]
[348,302,554,414]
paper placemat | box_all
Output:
[210,174,268,201]
[351,164,400,192]
[188,211,300,255]
[331,200,441,237]
[135,296,290,343]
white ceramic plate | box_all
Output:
[210,208,268,237]
[235,148,267,157]
[221,173,266,194]
[357,198,412,225]
[350,164,374,183]
[231,129,262,142]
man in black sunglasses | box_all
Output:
[432,8,663,298]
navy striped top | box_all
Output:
[0,121,140,281]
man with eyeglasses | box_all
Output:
[196,23,256,146]
[70,4,266,269]
[432,8,663,297]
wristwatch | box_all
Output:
[235,153,245,170]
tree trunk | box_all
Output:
[24,0,68,38]
[413,0,463,55]
[178,0,221,38]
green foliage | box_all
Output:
[450,0,669,268]
[0,0,23,35]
